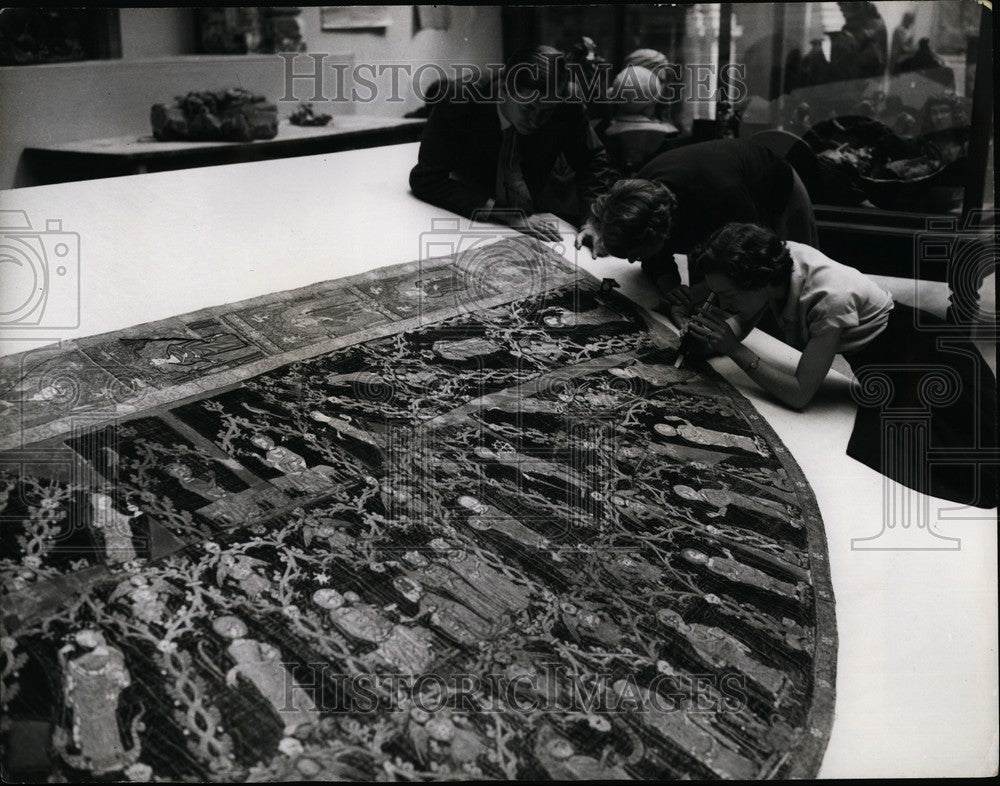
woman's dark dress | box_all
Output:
[843,302,997,508]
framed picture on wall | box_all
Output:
[320,6,392,31]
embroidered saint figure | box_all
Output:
[212,615,319,735]
[428,538,532,616]
[611,682,757,779]
[432,337,502,361]
[457,495,550,550]
[608,359,690,387]
[655,417,768,456]
[392,575,492,647]
[250,434,338,493]
[55,630,142,774]
[165,462,230,502]
[657,608,788,696]
[216,554,272,599]
[532,725,631,779]
[541,305,624,329]
[312,588,434,674]
[109,574,174,625]
[673,484,799,526]
[89,493,140,565]
[309,410,382,449]
[681,548,804,600]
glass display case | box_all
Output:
[730,1,986,216]
[511,4,728,132]
[502,1,994,278]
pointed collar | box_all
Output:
[777,252,806,325]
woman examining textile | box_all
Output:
[576,139,817,333]
[685,223,996,508]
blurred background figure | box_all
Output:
[831,1,888,80]
[567,35,613,128]
[787,102,813,136]
[797,38,830,88]
[897,38,954,88]
[623,48,668,78]
[623,47,682,131]
[715,100,743,139]
[889,10,917,75]
[604,64,679,175]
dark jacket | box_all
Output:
[408,81,617,223]
[637,139,794,285]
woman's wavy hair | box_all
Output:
[693,223,793,290]
[590,179,678,258]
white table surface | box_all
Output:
[29,115,426,156]
[1,142,996,778]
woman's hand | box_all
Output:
[687,306,741,355]
[574,221,607,258]
[658,285,692,330]
[509,213,562,242]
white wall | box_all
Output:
[119,8,196,59]
[0,6,504,189]
[0,54,353,190]
[297,5,503,117]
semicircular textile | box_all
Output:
[0,237,835,781]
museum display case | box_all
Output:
[503,2,994,279]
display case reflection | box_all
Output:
[732,1,982,214]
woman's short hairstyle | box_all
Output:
[502,46,572,101]
[694,223,793,290]
[611,65,661,115]
[624,48,670,80]
[590,179,678,258]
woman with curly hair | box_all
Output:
[915,94,969,169]
[686,222,996,508]
[575,139,817,333]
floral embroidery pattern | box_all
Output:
[0,242,834,780]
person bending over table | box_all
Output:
[409,46,617,241]
[686,222,997,509]
[576,138,817,333]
